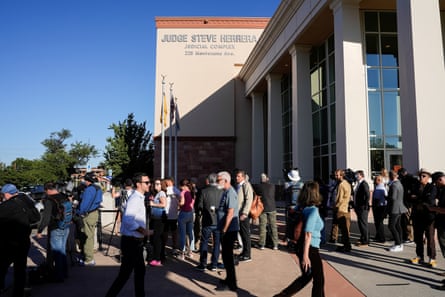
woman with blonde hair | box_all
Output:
[274,181,325,297]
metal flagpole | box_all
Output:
[174,97,179,183]
[161,75,166,179]
[168,83,174,178]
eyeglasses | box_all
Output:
[141,181,151,185]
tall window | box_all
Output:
[364,11,402,175]
[281,74,293,171]
[310,35,336,182]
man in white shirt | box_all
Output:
[106,173,151,297]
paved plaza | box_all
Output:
[3,207,445,297]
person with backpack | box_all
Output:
[78,172,103,266]
[36,182,72,282]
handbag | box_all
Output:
[151,206,165,219]
[250,194,264,220]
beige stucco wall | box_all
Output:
[154,19,267,137]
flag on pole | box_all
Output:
[170,92,175,123]
[160,91,167,127]
[174,98,181,131]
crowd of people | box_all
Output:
[325,167,445,292]
[2,165,445,296]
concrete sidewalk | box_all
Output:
[4,207,445,296]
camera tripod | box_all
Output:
[105,208,121,256]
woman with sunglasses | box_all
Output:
[148,179,167,267]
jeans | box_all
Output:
[258,211,278,247]
[178,211,194,252]
[50,227,70,281]
[199,225,221,267]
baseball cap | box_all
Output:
[1,184,18,195]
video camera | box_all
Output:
[344,168,356,185]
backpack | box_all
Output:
[120,189,131,209]
[51,198,73,230]
[287,181,304,206]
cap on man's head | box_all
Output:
[1,184,18,195]
[83,173,97,183]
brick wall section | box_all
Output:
[154,136,235,187]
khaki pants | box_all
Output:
[82,210,98,262]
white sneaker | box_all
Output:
[389,245,403,252]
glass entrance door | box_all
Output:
[385,151,403,172]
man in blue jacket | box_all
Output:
[78,173,102,266]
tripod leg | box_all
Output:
[105,210,120,256]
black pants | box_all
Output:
[150,218,165,261]
[0,240,30,297]
[105,236,146,297]
[355,208,369,244]
[221,231,237,290]
[239,218,251,258]
[413,216,436,259]
[372,205,386,242]
[279,246,325,297]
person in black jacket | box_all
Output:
[353,170,370,246]
[410,169,438,267]
[0,184,40,297]
[253,173,279,250]
[195,173,223,271]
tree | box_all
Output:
[41,129,98,180]
[104,113,154,180]
[0,129,99,187]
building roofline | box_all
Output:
[155,17,270,29]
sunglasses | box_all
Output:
[141,181,151,185]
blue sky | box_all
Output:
[0,0,280,167]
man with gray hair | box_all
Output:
[195,173,224,271]
[253,173,279,250]
[215,171,239,292]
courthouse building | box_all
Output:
[154,0,445,185]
